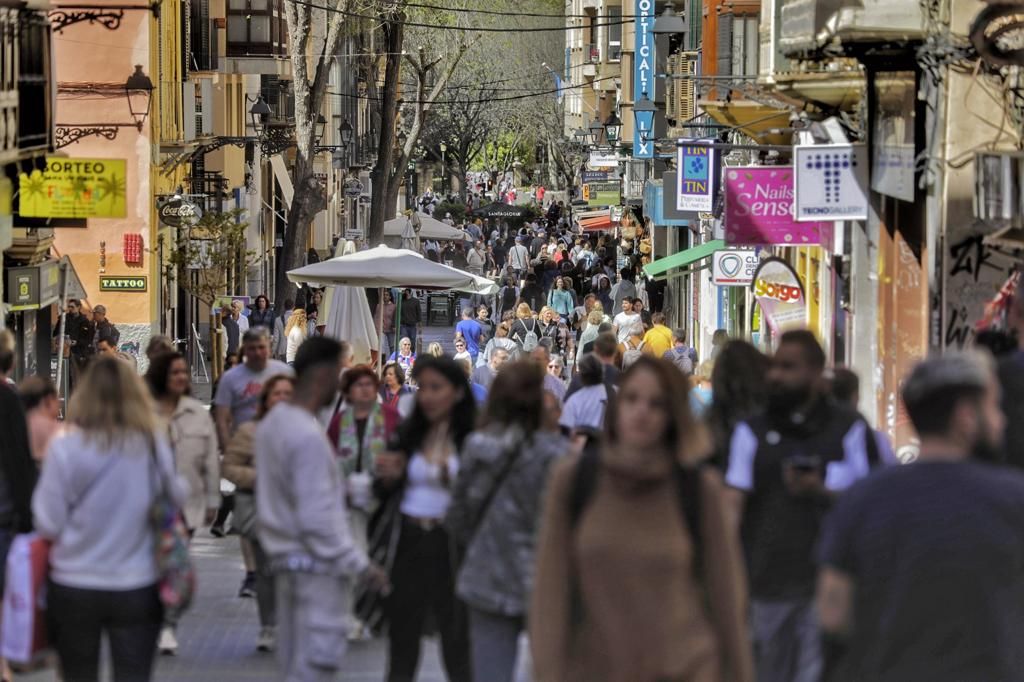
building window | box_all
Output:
[607,6,622,62]
[227,0,285,57]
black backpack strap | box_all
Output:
[569,442,601,528]
[672,462,704,579]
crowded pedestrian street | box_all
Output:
[5,0,1024,681]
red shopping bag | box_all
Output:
[1,533,51,664]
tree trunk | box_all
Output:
[273,153,325,306]
[368,16,404,245]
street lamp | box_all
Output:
[588,117,604,146]
[315,113,327,144]
[249,95,272,137]
[633,91,657,143]
[338,117,354,151]
[125,65,153,131]
[604,111,622,146]
[440,141,447,192]
[652,1,687,35]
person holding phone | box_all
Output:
[721,330,884,682]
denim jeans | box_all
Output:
[469,607,524,682]
[47,581,162,682]
[751,597,822,682]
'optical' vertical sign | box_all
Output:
[633,0,655,159]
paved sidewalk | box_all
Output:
[21,533,447,681]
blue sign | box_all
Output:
[581,170,609,183]
[633,0,655,159]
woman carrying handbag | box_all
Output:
[32,357,188,682]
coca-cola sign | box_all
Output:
[724,167,830,246]
[158,197,202,227]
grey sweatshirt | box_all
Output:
[33,429,187,591]
[255,402,368,577]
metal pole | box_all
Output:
[378,287,385,375]
[55,259,71,404]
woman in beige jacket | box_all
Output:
[145,351,221,655]
[530,355,754,682]
[221,373,294,654]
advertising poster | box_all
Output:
[794,144,869,221]
[725,166,830,245]
[676,142,715,213]
[751,257,806,334]
[19,158,127,219]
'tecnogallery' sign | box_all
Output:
[99,276,147,292]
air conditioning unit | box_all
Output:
[779,0,925,57]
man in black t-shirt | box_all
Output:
[725,330,878,682]
[817,352,1024,682]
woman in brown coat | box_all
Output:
[529,356,754,682]
[222,373,294,654]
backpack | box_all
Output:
[622,339,645,369]
[521,319,539,352]
[664,347,694,375]
[569,442,704,573]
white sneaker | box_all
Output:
[158,626,178,655]
[256,626,276,652]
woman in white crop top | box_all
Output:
[375,356,477,682]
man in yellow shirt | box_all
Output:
[642,312,674,358]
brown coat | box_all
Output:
[529,448,754,682]
[222,421,256,490]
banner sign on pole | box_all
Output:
[794,144,869,221]
[751,257,807,334]
[724,167,829,245]
[633,0,655,159]
[676,142,715,213]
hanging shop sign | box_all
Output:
[584,181,621,207]
[343,178,364,198]
[99,276,147,292]
[712,249,759,286]
[725,167,830,245]
[18,158,127,219]
[588,151,619,169]
[158,196,203,228]
[676,142,716,214]
[871,71,916,203]
[751,257,806,334]
[633,0,655,159]
[581,170,610,183]
[794,144,869,221]
[5,260,61,311]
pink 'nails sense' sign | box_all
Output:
[724,167,832,247]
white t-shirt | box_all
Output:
[560,383,613,431]
[286,326,306,363]
[401,453,460,518]
[613,312,641,343]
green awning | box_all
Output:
[644,239,725,278]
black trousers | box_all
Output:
[47,581,162,682]
[385,518,470,682]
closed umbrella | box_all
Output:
[319,240,379,364]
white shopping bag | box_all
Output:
[1,532,51,664]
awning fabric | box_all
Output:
[643,239,725,278]
[580,214,618,231]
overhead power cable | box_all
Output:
[326,74,619,105]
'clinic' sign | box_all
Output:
[633,0,655,159]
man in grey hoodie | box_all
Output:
[256,336,387,681]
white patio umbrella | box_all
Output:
[289,245,497,371]
[319,240,379,364]
[399,213,420,252]
[382,212,463,245]
[287,244,498,294]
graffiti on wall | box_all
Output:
[943,234,1019,348]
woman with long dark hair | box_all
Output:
[145,352,220,655]
[530,356,753,682]
[249,294,274,330]
[447,361,567,682]
[704,340,770,471]
[374,356,476,682]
